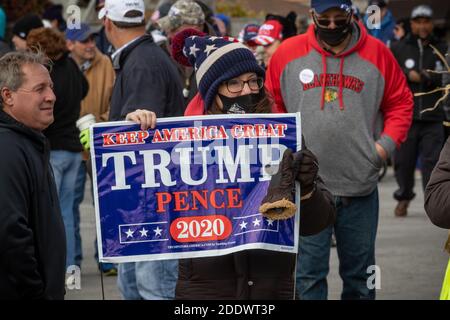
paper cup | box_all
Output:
[76,114,96,132]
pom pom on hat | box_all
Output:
[171,28,206,67]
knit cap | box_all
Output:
[180,34,265,109]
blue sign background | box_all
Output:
[91,114,301,262]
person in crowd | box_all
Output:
[94,0,114,56]
[0,5,10,57]
[98,0,184,300]
[213,13,231,36]
[424,137,450,300]
[12,14,43,51]
[0,50,66,299]
[254,12,297,67]
[238,23,260,51]
[66,22,116,274]
[265,0,413,299]
[27,27,88,273]
[194,0,221,36]
[157,0,208,107]
[390,5,448,217]
[43,4,66,32]
[237,23,264,67]
[127,32,336,299]
[393,17,410,43]
[364,0,396,46]
[157,0,206,42]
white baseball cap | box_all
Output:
[98,0,145,23]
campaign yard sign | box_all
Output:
[91,113,301,263]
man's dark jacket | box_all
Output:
[109,35,184,120]
[391,34,447,122]
[0,111,66,299]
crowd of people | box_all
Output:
[0,0,449,300]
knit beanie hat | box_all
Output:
[174,32,265,109]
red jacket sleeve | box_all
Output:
[265,52,288,114]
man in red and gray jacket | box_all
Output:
[266,0,413,299]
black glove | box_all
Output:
[293,148,319,197]
[259,148,297,220]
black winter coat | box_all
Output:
[391,34,448,122]
[175,177,336,300]
[43,54,88,152]
[0,111,66,299]
[425,136,450,229]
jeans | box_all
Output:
[50,150,82,269]
[118,261,178,300]
[73,161,86,267]
[296,188,379,300]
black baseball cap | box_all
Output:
[12,14,44,40]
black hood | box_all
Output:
[0,109,47,153]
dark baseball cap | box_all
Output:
[12,14,44,39]
[311,0,353,14]
[66,23,95,42]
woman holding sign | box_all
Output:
[126,30,336,299]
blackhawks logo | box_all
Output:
[324,88,338,103]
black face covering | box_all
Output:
[314,15,352,47]
[218,91,265,114]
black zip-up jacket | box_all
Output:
[391,34,447,122]
[43,53,88,152]
[109,35,184,121]
[0,111,66,299]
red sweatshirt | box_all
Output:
[266,21,413,196]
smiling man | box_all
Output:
[0,51,66,299]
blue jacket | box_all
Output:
[364,9,396,45]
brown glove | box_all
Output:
[259,148,297,220]
[293,148,319,197]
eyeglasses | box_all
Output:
[225,77,264,93]
[313,13,351,28]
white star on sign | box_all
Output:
[139,228,148,237]
[266,219,274,226]
[204,44,217,56]
[239,221,248,229]
[125,228,134,238]
[153,226,163,237]
[209,36,219,41]
[252,218,261,227]
[189,44,200,57]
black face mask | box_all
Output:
[313,15,352,47]
[218,91,265,114]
